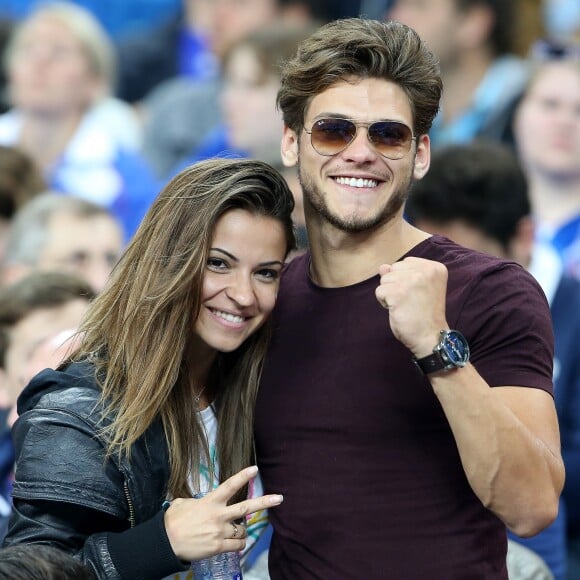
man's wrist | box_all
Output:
[413,329,470,375]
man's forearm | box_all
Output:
[431,364,565,537]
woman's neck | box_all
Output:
[186,337,218,408]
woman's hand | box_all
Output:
[163,465,283,562]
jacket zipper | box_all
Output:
[123,480,136,527]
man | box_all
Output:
[405,140,576,580]
[512,53,580,282]
[174,23,313,249]
[512,49,580,580]
[254,19,564,578]
[0,271,95,427]
[1,193,124,293]
[0,270,95,541]
[386,0,528,147]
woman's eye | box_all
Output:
[256,269,280,281]
[207,257,227,270]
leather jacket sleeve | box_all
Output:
[5,397,187,579]
[7,501,186,579]
[7,500,124,579]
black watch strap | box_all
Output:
[414,352,446,374]
[413,329,470,375]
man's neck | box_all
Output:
[307,218,429,288]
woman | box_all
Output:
[4,158,296,579]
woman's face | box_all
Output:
[194,208,287,353]
[8,15,101,115]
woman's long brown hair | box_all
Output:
[73,158,296,500]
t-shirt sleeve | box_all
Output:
[456,262,554,395]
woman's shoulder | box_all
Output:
[18,360,102,422]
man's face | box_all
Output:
[8,15,101,115]
[514,62,580,181]
[387,0,464,67]
[39,212,123,293]
[209,0,279,57]
[221,45,282,160]
[281,77,429,234]
[3,298,89,409]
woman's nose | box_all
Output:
[225,274,255,307]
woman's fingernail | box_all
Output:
[270,494,284,505]
[247,465,259,477]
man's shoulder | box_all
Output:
[411,235,521,275]
[415,236,548,317]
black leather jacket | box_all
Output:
[4,360,189,580]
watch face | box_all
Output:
[442,330,470,367]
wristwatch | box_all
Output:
[413,329,470,375]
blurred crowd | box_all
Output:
[0,0,577,578]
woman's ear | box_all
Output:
[281,125,299,167]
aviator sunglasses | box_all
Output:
[304,117,416,160]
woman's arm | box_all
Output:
[6,400,188,580]
[6,499,187,579]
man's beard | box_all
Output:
[297,161,414,234]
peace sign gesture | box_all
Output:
[164,466,283,562]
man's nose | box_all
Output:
[341,127,380,162]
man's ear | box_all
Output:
[413,134,431,180]
[281,125,299,167]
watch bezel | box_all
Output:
[437,329,470,370]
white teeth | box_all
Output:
[212,309,244,323]
[335,176,378,188]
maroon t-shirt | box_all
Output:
[255,236,554,579]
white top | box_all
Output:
[164,405,268,578]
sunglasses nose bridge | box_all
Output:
[344,122,379,155]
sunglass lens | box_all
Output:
[311,119,356,155]
[369,122,412,159]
